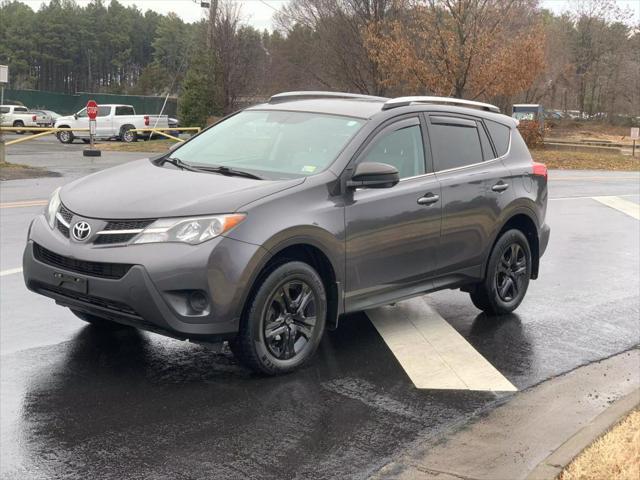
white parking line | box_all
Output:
[550,193,638,201]
[592,196,640,220]
[368,297,517,391]
[0,267,23,277]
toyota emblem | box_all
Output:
[72,221,91,241]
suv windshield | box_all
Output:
[170,110,365,179]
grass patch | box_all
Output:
[95,140,176,153]
[0,160,60,181]
[559,409,639,480]
[532,149,640,171]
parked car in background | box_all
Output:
[30,109,61,127]
[0,104,38,132]
[54,104,169,144]
[24,92,550,375]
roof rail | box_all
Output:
[269,91,388,104]
[382,96,501,113]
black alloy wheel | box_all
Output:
[263,279,319,360]
[495,243,527,302]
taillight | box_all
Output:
[532,162,548,180]
[144,115,150,126]
[32,115,37,121]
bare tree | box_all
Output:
[275,0,400,95]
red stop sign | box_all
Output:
[86,100,98,120]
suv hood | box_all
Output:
[61,159,305,219]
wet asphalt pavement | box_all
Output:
[1,137,639,479]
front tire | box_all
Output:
[470,229,532,315]
[57,128,74,144]
[70,309,133,330]
[232,261,327,375]
[13,120,25,134]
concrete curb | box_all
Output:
[526,388,640,480]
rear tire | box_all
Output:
[57,128,74,144]
[232,261,327,375]
[470,229,532,315]
[70,309,133,330]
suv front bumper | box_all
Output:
[23,215,268,341]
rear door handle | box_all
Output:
[492,182,509,192]
[417,193,440,205]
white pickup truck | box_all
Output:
[54,104,169,143]
[0,105,38,131]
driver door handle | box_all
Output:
[492,182,509,192]
[417,193,440,205]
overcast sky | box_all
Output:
[16,0,640,30]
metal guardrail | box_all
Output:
[0,127,90,146]
[0,126,201,146]
[131,127,201,142]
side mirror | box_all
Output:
[74,113,78,120]
[346,162,400,189]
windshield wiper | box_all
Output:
[193,165,263,180]
[160,156,199,172]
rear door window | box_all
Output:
[485,120,511,157]
[429,116,484,171]
[97,106,111,116]
[15,107,28,112]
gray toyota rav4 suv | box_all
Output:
[24,92,550,374]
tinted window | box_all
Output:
[431,122,483,171]
[115,106,134,116]
[0,107,9,114]
[485,120,511,157]
[15,107,28,112]
[478,122,495,160]
[361,124,425,179]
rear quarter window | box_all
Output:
[485,120,511,157]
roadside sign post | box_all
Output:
[83,100,101,157]
[631,127,639,158]
[0,65,8,164]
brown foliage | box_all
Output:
[364,0,546,100]
[517,120,546,149]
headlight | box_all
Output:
[134,214,246,245]
[44,187,61,229]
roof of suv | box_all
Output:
[247,91,516,126]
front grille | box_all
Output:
[94,233,138,245]
[57,221,70,237]
[103,219,154,231]
[59,204,73,223]
[56,204,74,238]
[33,243,133,279]
[33,282,138,316]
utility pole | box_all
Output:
[0,65,8,164]
[210,0,218,50]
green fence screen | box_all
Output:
[1,89,178,117]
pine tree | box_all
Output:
[178,50,219,128]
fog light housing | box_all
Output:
[164,289,211,316]
[189,290,209,313]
